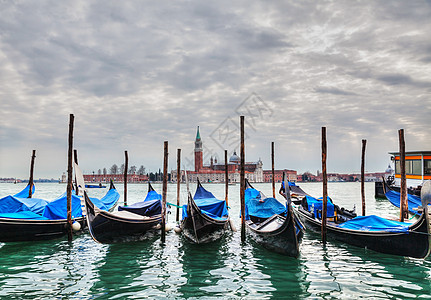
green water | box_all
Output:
[0,182,430,299]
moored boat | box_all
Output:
[244,178,304,257]
[0,182,120,242]
[85,183,162,243]
[180,179,230,243]
[375,151,430,198]
[294,181,431,259]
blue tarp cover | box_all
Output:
[17,197,49,215]
[385,189,424,214]
[90,188,120,211]
[118,187,162,216]
[305,195,335,218]
[119,199,162,216]
[337,215,411,233]
[42,194,82,220]
[13,184,35,198]
[0,211,49,220]
[182,184,228,221]
[144,190,162,202]
[0,195,31,214]
[0,195,48,215]
[282,181,297,188]
[244,187,286,220]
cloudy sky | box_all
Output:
[1,0,430,179]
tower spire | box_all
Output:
[196,126,201,140]
[194,126,203,172]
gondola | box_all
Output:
[85,183,162,243]
[180,179,230,243]
[279,180,310,205]
[293,181,431,259]
[0,182,120,242]
[85,184,106,188]
[382,177,429,214]
[244,178,304,257]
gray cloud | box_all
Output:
[1,0,431,178]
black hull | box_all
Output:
[375,180,421,198]
[296,207,431,259]
[246,209,303,257]
[85,194,161,244]
[180,196,229,244]
[0,217,85,242]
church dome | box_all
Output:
[229,151,240,164]
[385,164,394,174]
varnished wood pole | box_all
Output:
[399,129,407,222]
[176,148,181,222]
[161,141,168,243]
[321,127,327,244]
[28,150,36,198]
[361,139,367,216]
[66,114,74,242]
[225,150,229,207]
[271,142,275,198]
[124,151,128,206]
[240,116,246,242]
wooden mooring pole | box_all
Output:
[66,114,74,242]
[399,129,407,222]
[161,141,168,243]
[240,116,246,242]
[271,142,275,198]
[361,139,367,216]
[225,150,229,207]
[321,127,327,244]
[176,148,181,222]
[124,150,128,206]
[28,150,36,198]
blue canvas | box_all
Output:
[337,215,411,233]
[182,184,228,221]
[42,194,82,220]
[305,195,335,218]
[244,187,286,220]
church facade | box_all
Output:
[171,127,264,183]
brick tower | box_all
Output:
[194,126,203,172]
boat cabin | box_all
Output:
[389,151,431,188]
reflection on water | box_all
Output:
[0,182,430,298]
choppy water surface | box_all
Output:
[0,182,430,299]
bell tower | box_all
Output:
[194,126,203,172]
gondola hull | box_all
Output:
[246,211,303,257]
[85,194,161,244]
[0,217,85,242]
[180,196,229,244]
[296,207,431,259]
[87,212,161,244]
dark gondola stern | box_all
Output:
[244,178,254,190]
[420,181,431,258]
[109,179,115,190]
[197,178,203,189]
[187,192,201,243]
[148,182,155,193]
[83,191,101,243]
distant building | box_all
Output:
[82,173,148,183]
[171,126,264,183]
[263,169,297,183]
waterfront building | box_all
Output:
[262,169,297,183]
[82,173,148,183]
[171,127,264,183]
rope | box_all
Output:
[167,202,183,208]
[409,212,418,220]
